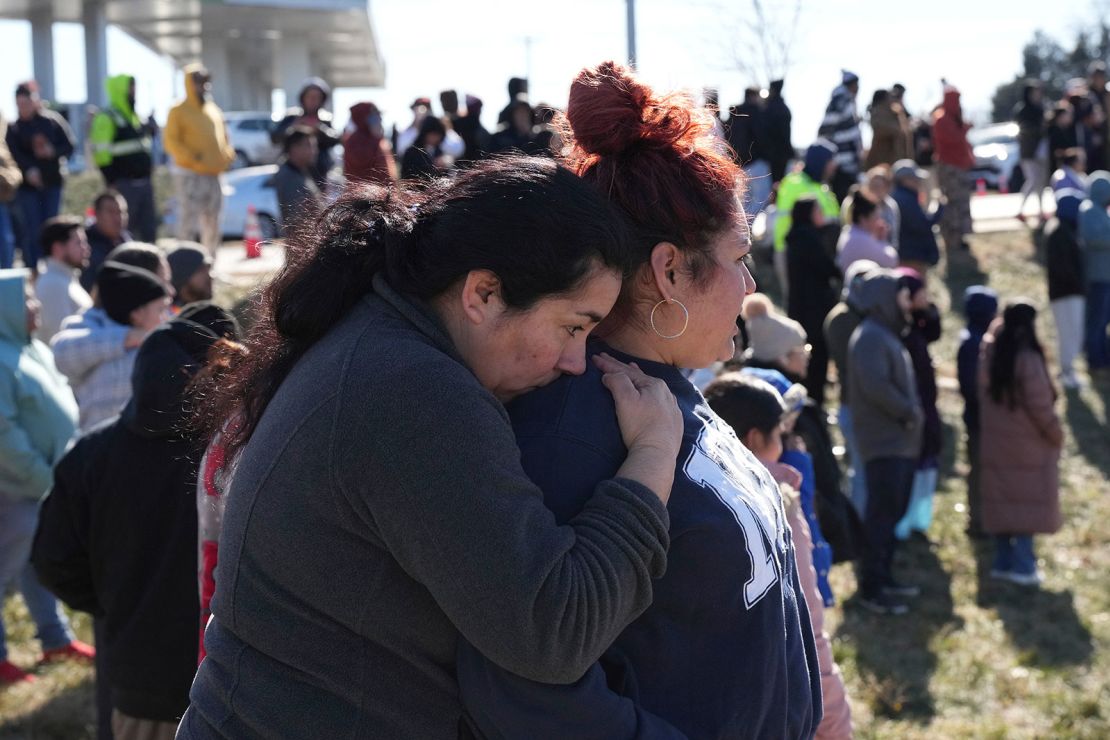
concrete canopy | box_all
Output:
[0,0,385,109]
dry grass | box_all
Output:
[1,229,1107,738]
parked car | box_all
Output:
[968,122,1025,192]
[162,165,282,240]
[225,111,281,168]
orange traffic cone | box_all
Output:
[975,178,987,196]
[84,206,95,225]
[244,205,262,259]
[999,176,1010,195]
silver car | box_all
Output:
[225,112,281,169]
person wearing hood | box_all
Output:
[847,269,923,614]
[865,89,912,169]
[489,98,538,155]
[932,85,975,252]
[1014,81,1049,225]
[163,64,236,255]
[786,196,840,406]
[0,269,92,686]
[1079,171,1110,375]
[825,260,880,515]
[33,303,240,737]
[957,286,999,538]
[273,78,342,190]
[7,82,75,274]
[50,261,170,431]
[764,79,793,185]
[836,189,899,273]
[1044,190,1086,389]
[891,159,943,272]
[497,76,530,126]
[89,75,156,242]
[342,102,396,187]
[818,71,864,202]
[978,301,1062,587]
[892,268,942,543]
[773,139,841,299]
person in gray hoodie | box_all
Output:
[847,270,923,614]
[178,156,683,739]
[1079,170,1110,373]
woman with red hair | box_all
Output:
[458,62,822,739]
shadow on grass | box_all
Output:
[836,537,962,722]
[941,243,989,308]
[973,539,1094,668]
[937,418,960,483]
[1064,387,1110,477]
[0,675,95,740]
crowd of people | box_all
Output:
[0,53,1104,740]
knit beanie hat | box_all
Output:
[97,261,168,326]
[166,242,210,293]
[740,294,808,362]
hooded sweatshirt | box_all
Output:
[932,89,975,170]
[824,263,877,407]
[343,102,395,186]
[1079,171,1110,284]
[0,270,78,503]
[847,272,923,462]
[773,141,841,253]
[164,64,236,177]
[89,74,153,182]
[33,313,232,722]
[957,287,998,433]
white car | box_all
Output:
[224,111,281,168]
[969,122,1024,192]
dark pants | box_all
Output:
[95,618,114,740]
[111,177,157,243]
[804,335,830,408]
[1085,281,1110,370]
[858,456,916,598]
[966,428,983,534]
[0,204,14,269]
[14,184,62,271]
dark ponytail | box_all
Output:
[989,300,1045,409]
[198,155,633,459]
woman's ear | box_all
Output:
[647,242,681,299]
[742,428,765,455]
[458,269,504,325]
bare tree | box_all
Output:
[711,0,804,88]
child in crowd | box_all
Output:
[704,372,853,740]
[978,301,1062,586]
[836,191,899,273]
[957,286,999,538]
[893,268,942,542]
[1079,171,1110,376]
[0,269,93,685]
[1045,189,1086,388]
[847,270,923,614]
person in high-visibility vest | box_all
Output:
[89,75,156,242]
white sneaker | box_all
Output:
[1005,570,1044,587]
[1061,373,1081,390]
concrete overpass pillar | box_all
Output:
[30,8,55,102]
[83,0,109,107]
[201,35,234,108]
[277,35,311,111]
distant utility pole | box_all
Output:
[626,0,637,68]
[524,35,533,81]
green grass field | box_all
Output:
[1,228,1107,738]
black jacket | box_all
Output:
[725,102,767,164]
[1045,218,1085,300]
[32,313,230,722]
[764,96,793,182]
[5,110,75,188]
[903,305,943,464]
[786,222,839,338]
[80,223,132,292]
[1013,100,1046,160]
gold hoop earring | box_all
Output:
[650,298,689,340]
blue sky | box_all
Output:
[0,0,1094,144]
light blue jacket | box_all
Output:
[0,269,78,502]
[1079,171,1110,284]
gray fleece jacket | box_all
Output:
[846,272,923,462]
[178,275,671,740]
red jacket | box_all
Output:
[932,89,975,170]
[343,102,397,186]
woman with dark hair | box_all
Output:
[786,195,839,405]
[458,61,820,739]
[400,115,449,180]
[978,301,1062,587]
[177,155,684,739]
[866,88,912,168]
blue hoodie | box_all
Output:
[0,269,78,502]
[957,286,998,432]
[1079,171,1110,283]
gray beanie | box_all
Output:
[166,242,211,292]
[740,294,808,362]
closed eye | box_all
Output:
[566,326,585,337]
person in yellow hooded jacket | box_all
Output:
[89,75,156,242]
[164,64,235,255]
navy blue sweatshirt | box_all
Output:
[458,342,821,740]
